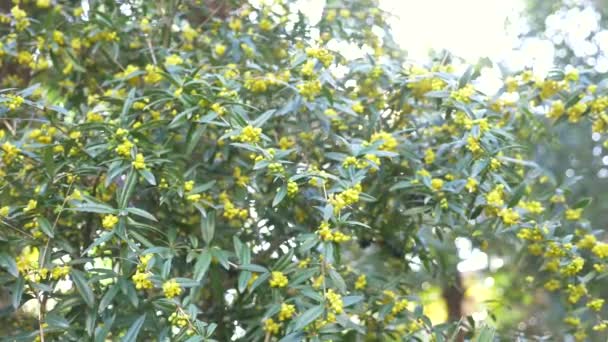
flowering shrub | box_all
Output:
[0,0,607,341]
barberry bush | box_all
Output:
[1,0,608,341]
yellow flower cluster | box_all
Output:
[485,184,505,207]
[369,131,398,151]
[169,311,189,328]
[518,200,545,214]
[132,153,146,169]
[305,47,334,67]
[498,208,520,225]
[220,192,248,220]
[115,139,134,157]
[297,79,322,100]
[2,141,20,165]
[278,303,296,321]
[328,184,362,214]
[263,318,280,335]
[561,257,584,276]
[163,279,182,298]
[406,65,448,99]
[317,222,351,243]
[450,84,475,103]
[565,208,583,221]
[465,178,477,193]
[269,271,288,288]
[355,274,367,290]
[287,181,299,197]
[517,227,543,241]
[587,298,604,312]
[592,242,608,258]
[430,178,444,191]
[102,214,119,230]
[132,270,153,290]
[567,283,587,304]
[237,125,262,143]
[325,289,343,314]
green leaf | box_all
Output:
[140,169,157,186]
[574,197,592,209]
[239,264,268,273]
[98,284,119,313]
[475,325,496,342]
[201,210,215,244]
[12,276,24,309]
[70,202,116,214]
[125,207,157,221]
[71,269,95,308]
[273,184,288,207]
[82,231,115,256]
[120,88,137,119]
[121,314,146,342]
[328,268,346,293]
[119,169,138,209]
[37,217,54,238]
[46,313,71,329]
[293,305,324,331]
[193,250,212,281]
[507,183,526,208]
[279,332,306,342]
[0,254,18,277]
[342,295,364,307]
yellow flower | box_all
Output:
[565,208,583,221]
[263,318,280,335]
[164,54,183,66]
[424,148,435,164]
[576,234,596,249]
[564,316,580,327]
[132,270,153,290]
[36,0,51,8]
[518,200,544,214]
[325,289,343,314]
[594,322,608,331]
[355,274,367,290]
[369,131,398,151]
[115,140,134,157]
[561,257,584,276]
[163,279,183,299]
[269,271,288,288]
[451,84,475,103]
[184,180,195,192]
[465,178,477,193]
[0,206,9,217]
[215,44,227,56]
[498,208,519,225]
[24,199,37,213]
[352,102,364,114]
[567,284,587,304]
[237,125,262,143]
[51,265,70,280]
[287,181,298,197]
[102,214,119,230]
[430,178,444,191]
[132,153,146,170]
[485,184,504,207]
[466,136,482,154]
[259,18,273,31]
[278,303,296,321]
[587,298,604,312]
[592,242,608,258]
[543,279,560,291]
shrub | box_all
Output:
[0,0,607,341]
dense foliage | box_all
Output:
[1,0,608,341]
